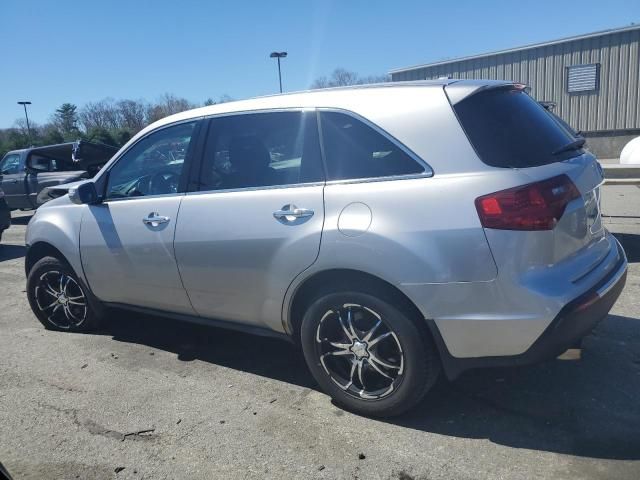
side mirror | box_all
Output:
[68,182,99,205]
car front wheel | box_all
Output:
[27,256,102,332]
[300,290,440,417]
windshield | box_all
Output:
[454,87,583,168]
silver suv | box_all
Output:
[25,81,627,416]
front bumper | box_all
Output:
[430,241,628,380]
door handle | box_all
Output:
[273,205,314,221]
[143,212,170,227]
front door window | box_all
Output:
[106,122,196,199]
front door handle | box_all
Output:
[273,204,314,221]
[143,212,170,227]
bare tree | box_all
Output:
[117,99,148,131]
[203,94,234,106]
[358,74,390,84]
[147,94,197,123]
[79,99,120,132]
[311,68,390,89]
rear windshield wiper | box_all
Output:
[552,137,586,155]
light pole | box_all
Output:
[269,51,287,93]
[17,101,32,143]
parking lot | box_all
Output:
[0,185,639,480]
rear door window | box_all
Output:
[198,111,323,191]
[319,111,424,181]
[453,87,581,168]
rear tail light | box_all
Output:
[475,174,580,230]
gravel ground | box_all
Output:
[1,185,639,480]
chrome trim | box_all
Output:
[35,270,87,329]
[596,263,626,297]
[273,207,314,220]
[315,303,404,400]
[142,212,171,226]
[317,107,434,177]
[203,107,316,120]
[103,192,185,203]
[325,171,433,186]
[185,181,326,196]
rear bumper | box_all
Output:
[430,241,628,379]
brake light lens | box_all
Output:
[475,174,581,230]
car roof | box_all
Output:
[3,149,27,156]
[148,79,513,131]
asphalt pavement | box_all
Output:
[1,185,639,480]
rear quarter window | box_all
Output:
[320,111,424,181]
[454,87,580,168]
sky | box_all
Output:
[1,0,639,128]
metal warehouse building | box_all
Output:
[390,25,640,158]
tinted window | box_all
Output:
[320,112,424,181]
[0,154,21,174]
[454,88,579,168]
[106,122,196,199]
[198,111,323,191]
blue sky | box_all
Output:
[1,0,638,127]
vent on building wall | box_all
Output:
[567,63,600,93]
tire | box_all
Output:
[300,289,440,417]
[27,256,102,332]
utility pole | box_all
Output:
[17,101,32,144]
[269,51,288,93]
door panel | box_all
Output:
[175,185,324,330]
[81,196,194,313]
[79,120,200,313]
[0,154,28,209]
[0,171,28,209]
[174,110,325,331]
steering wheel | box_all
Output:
[148,170,180,195]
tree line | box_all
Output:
[0,68,388,158]
[0,93,232,158]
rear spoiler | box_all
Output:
[444,80,525,105]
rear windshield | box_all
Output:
[454,87,581,168]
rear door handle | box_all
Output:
[143,212,170,226]
[273,205,314,221]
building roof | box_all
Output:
[389,24,640,74]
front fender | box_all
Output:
[26,196,86,283]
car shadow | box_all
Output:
[0,244,27,262]
[9,214,33,225]
[388,313,640,460]
[613,232,640,263]
[98,311,640,460]
[101,311,317,389]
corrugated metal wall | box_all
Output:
[391,28,640,132]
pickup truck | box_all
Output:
[0,141,117,210]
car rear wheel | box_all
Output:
[27,256,102,332]
[300,290,440,417]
